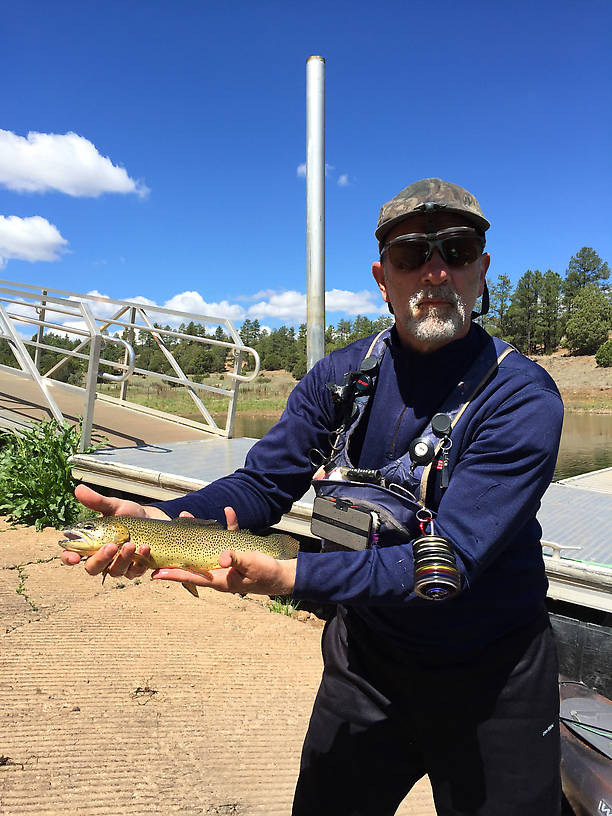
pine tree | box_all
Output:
[240,318,261,347]
[350,315,374,341]
[563,247,610,313]
[487,274,513,338]
[506,270,543,354]
[565,286,612,355]
[535,270,563,354]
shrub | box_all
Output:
[595,338,612,368]
[291,359,308,381]
[0,419,102,530]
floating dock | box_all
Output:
[2,365,611,611]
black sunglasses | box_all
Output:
[381,226,485,271]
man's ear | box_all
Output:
[478,252,491,297]
[372,261,389,303]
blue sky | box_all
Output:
[1,0,610,331]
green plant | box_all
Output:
[0,419,103,530]
[564,286,612,355]
[268,596,300,616]
[595,338,612,368]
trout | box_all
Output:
[59,516,299,597]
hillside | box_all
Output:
[530,351,612,412]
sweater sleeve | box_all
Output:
[149,354,338,529]
[293,381,563,605]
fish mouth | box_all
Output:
[58,530,89,548]
[60,530,83,542]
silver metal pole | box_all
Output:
[120,306,136,401]
[306,55,325,370]
[34,289,47,371]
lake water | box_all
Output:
[554,412,612,480]
[231,412,612,482]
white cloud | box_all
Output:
[68,290,139,322]
[163,291,246,325]
[240,288,278,302]
[0,130,149,198]
[1,298,39,325]
[326,288,386,315]
[246,288,386,324]
[337,173,350,187]
[0,215,68,265]
[296,162,336,180]
[248,290,307,322]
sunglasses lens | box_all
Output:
[386,241,429,271]
[384,230,484,270]
[440,235,483,266]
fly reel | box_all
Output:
[412,534,461,601]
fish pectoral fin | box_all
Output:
[180,567,215,598]
[181,581,200,598]
[101,549,124,585]
[131,551,155,570]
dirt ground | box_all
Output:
[0,519,436,816]
[530,350,612,411]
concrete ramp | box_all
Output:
[0,519,436,815]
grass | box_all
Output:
[97,371,297,420]
[14,566,39,612]
[562,396,612,413]
[268,596,300,616]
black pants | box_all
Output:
[292,607,561,816]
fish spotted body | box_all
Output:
[60,516,299,597]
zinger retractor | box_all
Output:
[413,510,461,601]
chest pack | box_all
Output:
[310,329,515,559]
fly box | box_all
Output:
[311,496,373,551]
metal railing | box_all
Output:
[543,539,612,613]
[0,280,260,449]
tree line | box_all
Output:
[1,245,610,385]
[481,246,610,356]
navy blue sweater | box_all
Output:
[154,325,563,657]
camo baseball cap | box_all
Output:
[375,178,490,249]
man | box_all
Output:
[64,179,564,815]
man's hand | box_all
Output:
[151,550,297,597]
[73,484,169,520]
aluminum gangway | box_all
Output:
[0,280,260,449]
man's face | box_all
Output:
[372,212,490,353]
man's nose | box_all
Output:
[420,249,449,284]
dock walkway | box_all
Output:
[2,366,611,610]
